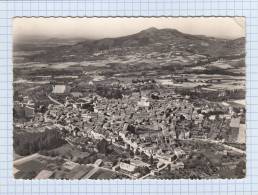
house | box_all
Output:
[52,85,70,94]
[170,162,184,171]
[209,115,216,120]
[130,159,150,168]
[123,123,129,132]
[63,161,79,170]
[119,162,137,173]
[230,117,240,128]
[137,97,150,107]
[155,153,175,163]
[237,124,246,144]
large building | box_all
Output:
[119,162,137,173]
[137,96,150,107]
[52,85,70,94]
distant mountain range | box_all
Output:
[16,27,245,63]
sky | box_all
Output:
[13,17,245,41]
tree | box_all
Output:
[150,155,154,165]
[97,139,109,154]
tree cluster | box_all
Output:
[96,86,123,99]
[14,129,66,156]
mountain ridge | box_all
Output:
[22,27,245,63]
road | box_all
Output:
[82,166,99,179]
[81,164,120,179]
[181,138,246,154]
[13,153,40,166]
[140,164,168,179]
[47,94,63,105]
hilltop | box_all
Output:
[21,27,245,64]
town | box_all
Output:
[13,26,246,179]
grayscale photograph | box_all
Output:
[13,17,246,179]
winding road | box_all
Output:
[47,94,63,105]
